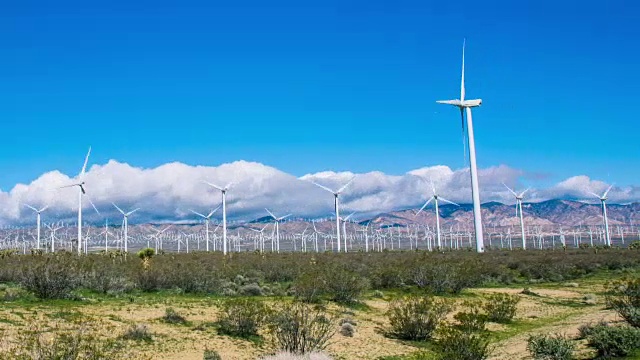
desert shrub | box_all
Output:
[339,323,355,337]
[586,324,640,359]
[216,298,270,338]
[293,272,326,303]
[386,296,452,341]
[372,290,384,298]
[606,277,640,327]
[484,293,520,323]
[2,287,29,302]
[238,283,264,296]
[577,320,608,339]
[268,302,334,354]
[454,304,487,333]
[629,241,640,250]
[527,334,575,360]
[260,352,333,360]
[411,262,481,295]
[19,258,77,299]
[435,325,491,360]
[583,293,598,305]
[339,317,357,326]
[0,324,125,360]
[203,349,222,360]
[121,324,153,342]
[162,307,187,324]
[322,265,369,304]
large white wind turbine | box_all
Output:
[203,181,232,255]
[112,203,139,253]
[310,177,355,252]
[436,40,485,253]
[415,182,459,249]
[190,206,220,252]
[24,204,48,250]
[503,183,530,249]
[590,185,613,247]
[59,147,100,254]
[265,208,291,253]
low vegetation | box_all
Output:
[386,296,451,341]
[527,334,575,360]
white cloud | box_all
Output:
[4,160,640,226]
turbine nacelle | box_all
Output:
[436,99,482,108]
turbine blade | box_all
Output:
[439,197,460,206]
[337,176,356,193]
[588,191,602,199]
[38,205,49,213]
[460,38,466,101]
[460,107,467,165]
[225,182,234,191]
[112,203,125,215]
[59,184,79,190]
[310,181,336,194]
[207,205,221,218]
[279,214,292,221]
[603,184,614,198]
[503,183,518,197]
[265,208,277,220]
[416,197,434,216]
[344,212,356,221]
[519,188,531,198]
[189,210,206,218]
[80,146,91,178]
[87,197,100,215]
[202,180,223,191]
[125,208,139,216]
[24,204,37,212]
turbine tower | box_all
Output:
[190,206,220,252]
[24,204,48,249]
[437,40,485,253]
[60,147,99,254]
[590,185,613,247]
[503,183,530,249]
[204,181,232,255]
[415,181,459,249]
[265,209,291,253]
[112,203,139,253]
[310,177,355,252]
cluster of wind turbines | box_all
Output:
[14,40,625,255]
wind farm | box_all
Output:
[0,2,639,360]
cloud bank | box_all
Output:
[3,160,639,226]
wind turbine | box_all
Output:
[203,181,232,255]
[310,177,355,252]
[415,181,459,249]
[190,206,220,252]
[436,40,485,253]
[503,183,530,250]
[24,204,48,249]
[112,203,139,253]
[265,208,291,253]
[59,147,100,255]
[589,185,613,247]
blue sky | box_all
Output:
[0,0,638,190]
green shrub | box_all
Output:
[19,258,77,299]
[386,296,452,341]
[268,302,334,354]
[238,283,264,296]
[435,325,491,360]
[527,334,575,360]
[586,324,640,359]
[606,277,640,327]
[203,349,222,360]
[0,324,125,360]
[454,305,486,333]
[121,324,153,342]
[260,352,334,360]
[293,272,326,303]
[577,320,608,339]
[339,323,355,337]
[162,307,187,324]
[216,298,270,338]
[484,293,520,323]
[322,266,369,304]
